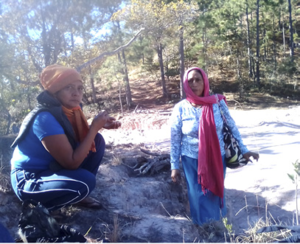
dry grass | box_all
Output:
[87,214,124,243]
[119,112,169,131]
[234,217,292,243]
[111,155,122,166]
[227,197,294,243]
[0,156,10,193]
[110,214,120,242]
[196,220,227,242]
[60,205,81,218]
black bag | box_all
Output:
[18,200,86,243]
[216,96,248,169]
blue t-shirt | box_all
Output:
[11,111,65,170]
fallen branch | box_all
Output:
[122,152,170,176]
[76,28,144,72]
[134,155,170,176]
[158,111,172,115]
[140,148,161,156]
[140,148,169,157]
[133,104,139,113]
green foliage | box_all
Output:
[278,59,298,78]
[127,37,155,65]
[222,217,233,234]
[0,0,300,134]
[288,160,300,184]
[0,0,124,134]
[165,68,180,77]
[287,159,300,225]
[288,173,295,183]
[141,58,160,75]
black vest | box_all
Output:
[11,91,77,149]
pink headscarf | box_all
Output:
[184,67,226,200]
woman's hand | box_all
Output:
[42,110,111,170]
[91,110,110,131]
[103,117,121,129]
[243,151,259,162]
[171,169,181,183]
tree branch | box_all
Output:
[76,28,145,72]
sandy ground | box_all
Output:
[225,106,300,233]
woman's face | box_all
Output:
[55,80,84,109]
[187,70,204,97]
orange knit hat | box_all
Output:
[40,64,82,94]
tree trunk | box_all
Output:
[251,10,255,83]
[246,0,253,78]
[263,26,266,61]
[179,25,186,99]
[273,15,277,74]
[288,0,294,59]
[252,58,256,82]
[115,21,132,108]
[256,0,260,86]
[88,66,97,103]
[202,25,207,71]
[27,91,32,110]
[283,23,286,56]
[118,81,124,116]
[90,77,97,103]
[166,59,169,81]
[236,50,243,98]
[5,111,11,135]
[121,49,132,108]
[41,11,50,67]
[82,29,97,104]
[281,6,286,58]
[157,43,168,97]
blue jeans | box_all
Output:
[181,155,226,225]
[11,133,105,211]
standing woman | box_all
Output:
[170,67,259,225]
[11,64,120,211]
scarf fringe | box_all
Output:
[199,175,209,195]
[199,174,224,209]
[201,186,209,195]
